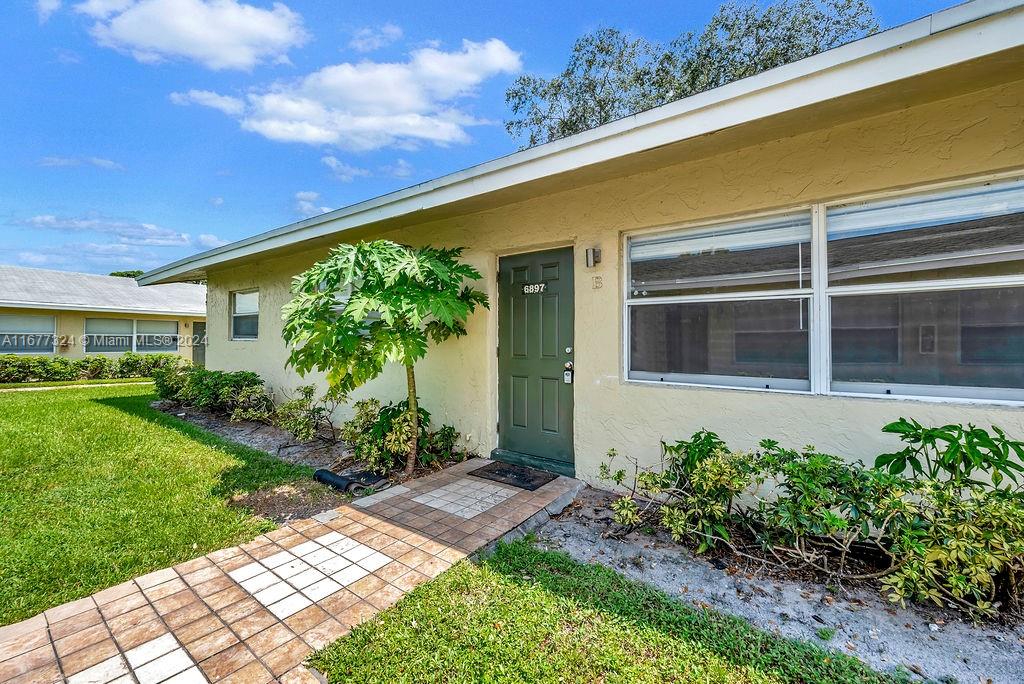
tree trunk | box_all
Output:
[404,362,418,476]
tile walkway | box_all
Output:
[0,459,582,684]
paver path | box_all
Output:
[0,459,582,684]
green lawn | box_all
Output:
[0,384,311,625]
[310,540,897,684]
[0,377,154,390]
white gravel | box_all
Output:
[535,488,1024,684]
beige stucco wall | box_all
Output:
[205,78,1024,485]
[0,307,203,362]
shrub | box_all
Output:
[75,355,115,379]
[340,398,462,474]
[602,430,758,552]
[153,361,189,399]
[601,421,1024,618]
[876,417,1024,489]
[162,366,266,414]
[0,353,178,383]
[230,385,275,424]
[273,385,345,442]
[883,482,1024,615]
[130,352,180,377]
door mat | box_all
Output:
[468,461,558,491]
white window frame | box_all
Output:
[622,170,1024,405]
[230,289,259,341]
[0,314,57,355]
[624,207,816,394]
[135,320,180,353]
[83,319,181,354]
[84,318,135,354]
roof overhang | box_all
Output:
[0,300,205,317]
[140,0,1024,286]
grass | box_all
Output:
[0,377,154,390]
[816,627,838,641]
[310,539,898,684]
[0,384,311,625]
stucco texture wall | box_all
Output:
[205,79,1024,485]
[0,307,202,362]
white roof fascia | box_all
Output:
[0,300,205,317]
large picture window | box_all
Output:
[827,177,1024,401]
[626,175,1024,402]
[136,320,179,352]
[0,314,56,354]
[628,211,812,391]
[84,318,133,353]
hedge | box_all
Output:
[0,352,181,384]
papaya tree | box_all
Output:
[282,240,488,476]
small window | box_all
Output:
[84,318,133,353]
[0,314,56,354]
[136,320,179,352]
[231,290,259,340]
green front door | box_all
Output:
[495,247,575,476]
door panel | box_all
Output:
[192,322,206,368]
[497,247,574,471]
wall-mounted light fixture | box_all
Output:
[585,247,602,268]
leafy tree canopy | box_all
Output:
[505,0,878,148]
[109,270,144,278]
[282,240,488,474]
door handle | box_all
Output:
[563,361,573,384]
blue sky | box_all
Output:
[0,0,951,274]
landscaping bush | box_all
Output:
[340,398,464,474]
[230,384,276,425]
[152,360,189,400]
[272,384,345,442]
[0,353,180,384]
[76,355,116,379]
[156,365,267,415]
[602,421,1024,618]
[115,351,179,378]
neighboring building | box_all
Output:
[0,266,206,363]
[141,1,1024,482]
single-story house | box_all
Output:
[140,0,1024,482]
[0,266,206,364]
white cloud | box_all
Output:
[74,0,133,18]
[349,23,402,53]
[381,158,413,178]
[53,48,83,64]
[88,157,123,170]
[18,214,190,246]
[209,196,224,207]
[37,0,62,22]
[77,0,308,71]
[38,157,79,167]
[15,243,163,270]
[321,156,370,182]
[185,38,521,151]
[197,233,227,247]
[39,156,123,170]
[294,191,331,217]
[17,251,53,266]
[170,89,245,115]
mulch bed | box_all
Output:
[153,399,475,522]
